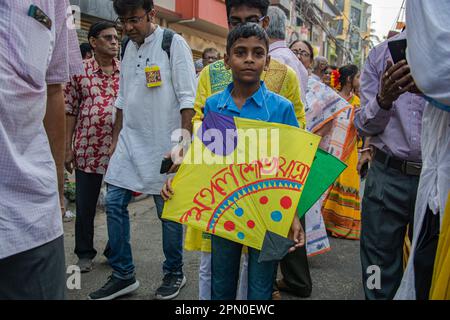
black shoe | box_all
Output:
[155,274,186,300]
[88,275,139,300]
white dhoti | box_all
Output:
[395,104,450,299]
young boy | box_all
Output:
[161,23,305,300]
[185,0,308,301]
[203,23,304,300]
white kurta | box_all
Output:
[105,26,196,194]
[395,0,450,300]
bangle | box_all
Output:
[358,148,372,153]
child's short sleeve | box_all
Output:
[283,101,300,128]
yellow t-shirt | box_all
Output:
[192,59,306,128]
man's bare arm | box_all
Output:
[65,115,76,173]
[110,108,123,156]
[44,84,66,216]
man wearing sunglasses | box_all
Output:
[88,0,196,301]
[64,21,120,275]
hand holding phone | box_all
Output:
[388,39,407,64]
[160,157,174,174]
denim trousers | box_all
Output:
[105,184,184,280]
[211,235,276,300]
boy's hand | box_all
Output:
[161,177,175,201]
[288,215,305,253]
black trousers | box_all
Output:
[0,236,66,300]
[414,206,440,300]
[74,169,104,260]
[360,159,419,299]
[276,215,312,297]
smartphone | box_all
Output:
[388,39,407,64]
[28,5,52,30]
[360,162,369,179]
[160,157,174,174]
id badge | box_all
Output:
[145,65,162,88]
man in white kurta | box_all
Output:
[395,0,450,300]
[88,2,196,301]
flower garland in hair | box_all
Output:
[330,69,342,91]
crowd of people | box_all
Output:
[0,0,449,301]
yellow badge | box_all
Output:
[145,65,162,88]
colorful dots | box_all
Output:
[271,211,283,222]
[280,196,292,210]
[224,221,235,232]
[247,220,255,229]
[235,208,244,217]
[237,232,245,240]
[260,196,269,205]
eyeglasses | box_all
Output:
[97,35,119,42]
[292,49,311,58]
[115,11,149,28]
[228,16,266,27]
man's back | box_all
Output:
[0,0,82,259]
[269,41,309,106]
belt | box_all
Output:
[374,149,422,176]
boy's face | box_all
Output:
[225,36,270,84]
[228,5,270,31]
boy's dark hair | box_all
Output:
[88,21,116,40]
[225,0,271,19]
[79,43,92,59]
[338,64,359,87]
[226,23,269,54]
[113,0,154,17]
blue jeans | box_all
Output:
[211,235,276,300]
[105,185,134,280]
[153,195,184,276]
[105,185,183,280]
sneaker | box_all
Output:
[76,258,93,273]
[88,275,140,300]
[155,274,186,300]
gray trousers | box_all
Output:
[0,236,66,300]
[360,159,419,300]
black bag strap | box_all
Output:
[161,28,175,61]
[120,36,130,61]
[120,29,175,61]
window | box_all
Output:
[331,19,344,36]
[335,0,345,12]
[350,31,360,50]
[351,6,361,27]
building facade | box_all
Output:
[68,0,371,66]
[69,0,228,60]
[332,0,372,66]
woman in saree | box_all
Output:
[290,41,356,254]
[323,65,362,240]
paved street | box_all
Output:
[65,197,364,300]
